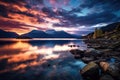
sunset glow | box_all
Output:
[0,0,119,35]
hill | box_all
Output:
[21,30,78,38]
[0,29,18,38]
[86,22,120,39]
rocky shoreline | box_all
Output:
[69,39,120,80]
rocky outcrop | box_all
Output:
[69,39,120,80]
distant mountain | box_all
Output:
[21,30,77,38]
[0,29,80,38]
[47,30,74,38]
[0,29,18,38]
[45,29,56,34]
[22,30,50,38]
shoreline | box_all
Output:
[70,39,120,80]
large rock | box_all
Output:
[100,62,109,71]
[107,63,120,80]
[84,48,102,58]
[100,74,114,80]
[100,62,120,80]
[80,62,99,80]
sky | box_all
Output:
[0,0,120,35]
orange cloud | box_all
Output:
[0,1,8,6]
[12,4,28,12]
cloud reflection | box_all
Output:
[0,40,76,73]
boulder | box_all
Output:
[107,63,120,80]
[81,57,95,63]
[100,74,114,80]
[80,62,99,80]
[100,62,109,71]
[100,62,120,80]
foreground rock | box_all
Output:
[80,62,99,80]
[100,74,114,80]
[100,62,120,80]
[80,61,120,80]
[69,39,120,80]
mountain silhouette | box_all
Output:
[21,30,76,38]
[0,29,18,38]
[22,30,50,38]
[0,29,80,38]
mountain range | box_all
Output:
[0,29,80,38]
[21,29,79,38]
[1,22,119,38]
[0,29,18,38]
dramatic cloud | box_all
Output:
[0,0,120,35]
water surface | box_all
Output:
[0,38,87,80]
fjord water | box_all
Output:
[0,38,87,80]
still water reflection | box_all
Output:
[0,39,87,80]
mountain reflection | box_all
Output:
[0,39,87,80]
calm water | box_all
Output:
[0,39,87,80]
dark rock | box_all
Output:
[86,48,101,54]
[102,49,112,53]
[116,48,120,51]
[68,45,73,47]
[70,49,85,54]
[100,62,120,80]
[84,48,102,58]
[80,62,99,80]
[70,49,85,58]
[74,54,81,59]
[109,41,120,50]
[81,57,95,63]
[107,63,120,80]
[100,74,114,80]
[68,45,80,47]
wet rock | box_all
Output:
[84,48,102,58]
[109,41,120,50]
[70,49,85,58]
[100,62,120,80]
[68,45,80,47]
[85,48,102,55]
[70,49,85,54]
[81,57,95,63]
[80,62,99,80]
[100,74,114,80]
[100,62,109,71]
[86,48,96,53]
[107,63,120,79]
[102,49,112,53]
